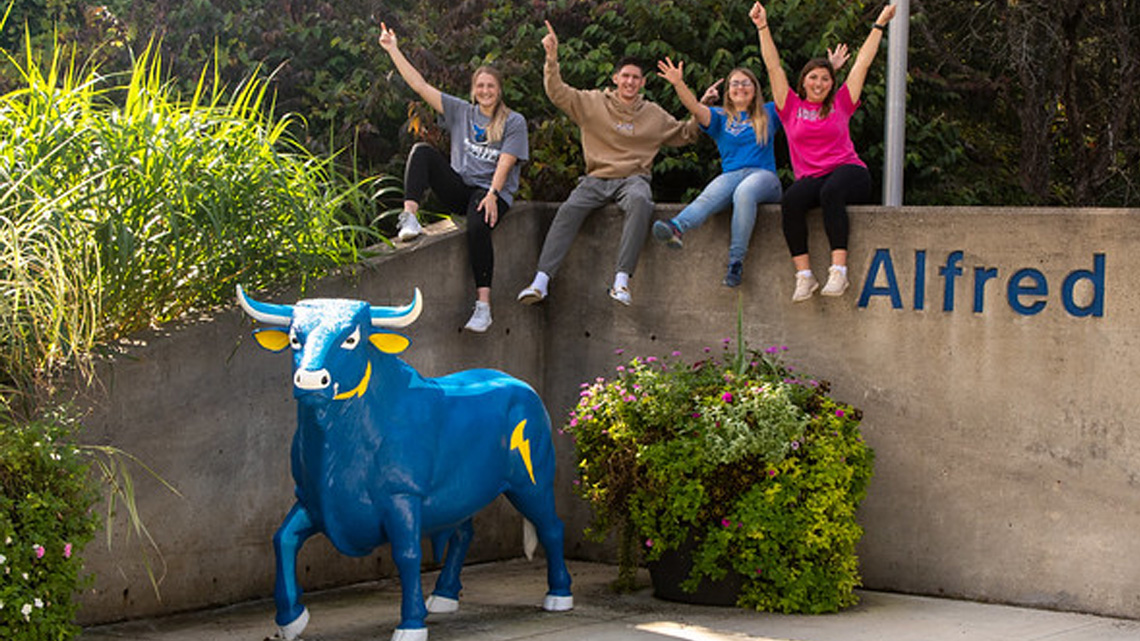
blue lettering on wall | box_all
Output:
[856,249,902,309]
[857,250,1106,318]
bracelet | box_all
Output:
[872,23,886,32]
[757,24,769,32]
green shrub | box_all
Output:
[0,411,99,640]
[566,340,873,612]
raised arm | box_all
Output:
[750,2,789,109]
[844,4,897,103]
[656,58,712,127]
[378,23,443,113]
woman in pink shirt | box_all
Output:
[752,1,897,302]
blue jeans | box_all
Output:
[671,167,782,264]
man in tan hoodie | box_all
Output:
[517,21,698,307]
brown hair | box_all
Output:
[722,67,770,146]
[470,65,510,143]
[795,58,837,118]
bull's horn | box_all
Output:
[236,285,293,326]
[371,288,423,328]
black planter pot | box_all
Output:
[646,538,744,606]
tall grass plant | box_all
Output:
[0,31,361,413]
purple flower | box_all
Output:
[646,539,654,548]
[568,418,577,428]
[765,346,778,354]
[616,366,625,372]
[721,518,731,527]
[614,348,625,355]
[721,391,733,403]
[836,409,845,418]
[722,337,732,345]
[756,567,763,575]
[671,350,682,357]
[767,469,777,477]
[703,347,711,353]
[691,412,702,419]
[791,440,800,450]
[646,356,657,363]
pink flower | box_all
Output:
[721,391,733,403]
[721,518,731,527]
[671,351,681,357]
[767,469,777,477]
[33,545,45,559]
[63,543,72,559]
[836,409,845,418]
[614,348,625,355]
[646,539,654,548]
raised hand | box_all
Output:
[827,43,850,71]
[700,78,724,105]
[542,20,559,59]
[876,4,897,26]
[378,22,398,52]
[656,57,685,86]
[749,2,767,29]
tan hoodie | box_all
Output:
[545,58,698,179]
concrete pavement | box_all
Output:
[80,559,1140,641]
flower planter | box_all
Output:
[647,535,744,606]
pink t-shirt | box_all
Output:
[778,84,865,179]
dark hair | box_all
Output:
[613,56,646,77]
[796,58,837,117]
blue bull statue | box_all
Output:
[237,286,572,641]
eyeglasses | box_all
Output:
[728,79,753,88]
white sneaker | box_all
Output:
[517,285,546,305]
[821,266,849,297]
[397,210,423,241]
[792,272,819,302]
[463,302,492,332]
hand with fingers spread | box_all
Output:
[655,57,685,86]
[827,43,850,72]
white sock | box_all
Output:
[614,271,630,290]
[796,269,814,279]
[531,271,550,293]
[830,265,848,275]
[474,300,490,311]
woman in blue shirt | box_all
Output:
[653,60,782,287]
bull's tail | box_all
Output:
[523,518,538,561]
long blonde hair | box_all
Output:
[722,68,770,146]
[470,65,510,143]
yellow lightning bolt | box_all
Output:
[510,420,536,484]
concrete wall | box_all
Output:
[74,204,1140,624]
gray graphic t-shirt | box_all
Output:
[441,92,529,206]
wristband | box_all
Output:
[872,23,886,32]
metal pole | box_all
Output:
[883,0,909,206]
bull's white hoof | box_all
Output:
[543,594,574,611]
[278,607,309,641]
[425,594,459,613]
[391,627,428,641]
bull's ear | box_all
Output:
[252,329,291,353]
[369,332,410,354]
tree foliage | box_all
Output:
[4,0,1137,206]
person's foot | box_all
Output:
[463,302,492,332]
[792,272,819,302]
[723,261,743,287]
[607,285,632,306]
[652,220,684,249]
[820,266,849,297]
[396,210,423,241]
[517,285,546,305]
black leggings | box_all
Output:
[781,164,872,257]
[404,142,506,289]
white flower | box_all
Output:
[0,553,6,564]
[34,598,43,608]
[21,603,32,620]
[50,452,61,461]
[4,536,11,545]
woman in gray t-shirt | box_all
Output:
[380,23,529,333]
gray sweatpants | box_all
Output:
[536,174,654,278]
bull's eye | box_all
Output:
[289,327,301,350]
[341,327,361,349]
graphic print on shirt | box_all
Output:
[724,115,752,137]
[614,121,634,135]
[795,106,823,122]
[464,120,502,163]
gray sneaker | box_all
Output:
[397,210,423,241]
[652,220,684,249]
